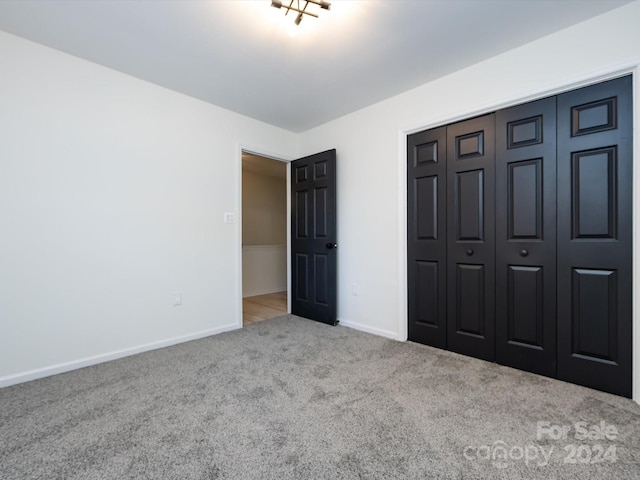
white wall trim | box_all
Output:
[236,145,245,330]
[398,64,640,403]
[632,65,639,403]
[286,162,292,313]
[338,317,401,341]
[397,128,409,342]
[0,324,240,389]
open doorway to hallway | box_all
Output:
[241,152,288,324]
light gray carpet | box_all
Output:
[1,315,639,479]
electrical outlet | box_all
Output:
[351,284,359,296]
[172,292,182,306]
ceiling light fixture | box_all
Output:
[271,0,331,26]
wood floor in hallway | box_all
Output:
[243,291,287,325]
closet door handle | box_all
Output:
[466,249,474,256]
[520,249,529,257]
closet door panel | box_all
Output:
[557,75,632,397]
[447,114,495,361]
[408,127,447,347]
[495,97,557,376]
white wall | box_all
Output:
[0,30,298,385]
[242,168,286,245]
[298,1,640,400]
[242,245,287,297]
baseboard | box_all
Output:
[337,318,400,341]
[0,323,241,389]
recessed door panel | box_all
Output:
[315,253,329,306]
[571,268,617,362]
[408,127,447,348]
[415,140,438,165]
[295,253,309,302]
[415,261,439,327]
[572,148,617,239]
[558,75,632,397]
[295,165,308,183]
[455,264,485,337]
[456,131,484,159]
[572,97,616,136]
[416,176,438,240]
[496,95,556,377]
[508,116,543,148]
[314,160,328,179]
[315,187,328,238]
[447,114,495,361]
[455,170,484,241]
[508,266,543,347]
[509,159,542,240]
[296,191,308,239]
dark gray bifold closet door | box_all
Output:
[446,114,496,362]
[407,127,447,348]
[495,97,557,377]
[406,75,632,397]
[556,76,633,397]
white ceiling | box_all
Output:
[0,0,633,132]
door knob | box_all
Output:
[466,249,474,256]
[326,243,337,249]
[520,249,529,257]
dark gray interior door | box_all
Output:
[291,149,338,326]
[407,127,447,347]
[556,76,632,397]
[447,114,496,361]
[495,96,557,377]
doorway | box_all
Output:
[241,152,288,324]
